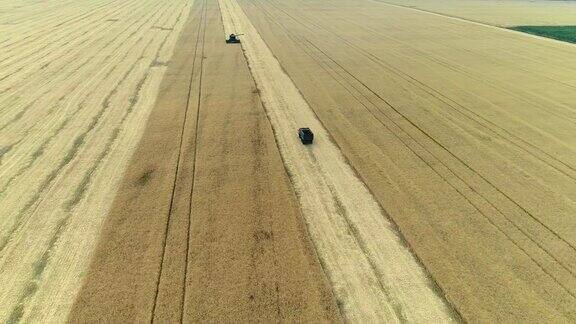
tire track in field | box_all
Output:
[0,0,171,180]
[0,0,142,89]
[151,0,206,320]
[0,0,150,118]
[242,0,576,320]
[65,2,188,213]
[288,2,576,123]
[261,0,576,178]
[0,27,153,181]
[0,0,97,34]
[0,2,129,88]
[370,0,576,77]
[298,28,576,260]
[294,36,576,296]
[0,0,82,26]
[0,0,149,130]
[0,0,173,208]
[324,13,576,172]
[255,0,576,269]
[310,1,576,86]
[0,38,152,254]
[4,23,182,321]
[0,143,14,165]
[0,0,118,61]
[0,32,148,195]
[0,1,93,46]
[0,1,180,253]
[0,0,119,74]
[264,0,576,285]
[0,0,147,99]
[3,2,186,322]
[0,100,37,133]
[219,0,457,321]
[0,0,175,171]
[177,0,206,318]
[0,0,171,157]
[0,0,117,51]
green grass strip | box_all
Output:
[510,25,576,44]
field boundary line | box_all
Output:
[370,0,576,49]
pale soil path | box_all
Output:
[238,0,576,321]
[220,0,457,322]
[70,0,340,322]
[0,0,191,322]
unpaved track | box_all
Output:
[70,0,340,322]
[0,0,191,322]
[220,0,456,322]
[237,0,576,321]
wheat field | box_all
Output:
[2,0,576,322]
[0,0,191,321]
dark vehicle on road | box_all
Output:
[298,127,314,145]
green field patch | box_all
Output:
[510,25,576,44]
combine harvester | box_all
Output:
[226,33,242,43]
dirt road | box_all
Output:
[69,0,340,322]
[237,0,576,321]
[0,0,191,322]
